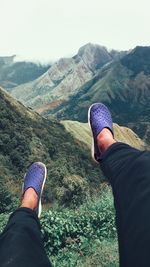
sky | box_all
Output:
[0,0,150,63]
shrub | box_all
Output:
[0,176,15,213]
[55,175,90,207]
[41,186,116,257]
[0,213,9,232]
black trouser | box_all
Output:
[0,208,52,267]
[101,142,150,267]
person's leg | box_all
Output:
[99,129,150,267]
[89,103,150,267]
[0,207,52,267]
[0,163,52,267]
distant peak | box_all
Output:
[76,43,111,70]
[78,43,108,56]
[128,46,150,55]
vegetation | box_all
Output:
[0,87,101,207]
[0,175,18,212]
[0,186,119,267]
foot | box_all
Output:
[21,162,47,217]
[20,188,38,210]
[97,128,116,154]
[88,103,115,163]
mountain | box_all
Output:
[0,55,50,90]
[11,43,116,110]
[53,46,150,142]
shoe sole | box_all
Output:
[22,162,47,218]
[38,163,47,218]
[88,103,100,164]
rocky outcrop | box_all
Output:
[77,43,112,70]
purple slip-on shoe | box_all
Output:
[22,162,47,218]
[88,103,114,163]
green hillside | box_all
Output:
[0,87,102,208]
[61,120,146,151]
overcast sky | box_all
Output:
[0,0,149,62]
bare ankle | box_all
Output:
[20,188,38,210]
[97,128,116,153]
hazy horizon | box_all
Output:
[0,0,150,63]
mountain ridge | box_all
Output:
[11,43,119,109]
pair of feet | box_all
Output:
[21,103,115,217]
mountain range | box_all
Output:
[8,44,150,144]
[10,43,124,110]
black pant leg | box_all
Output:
[100,142,150,267]
[0,207,52,267]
